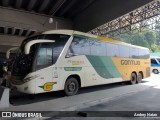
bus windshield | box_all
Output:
[12,34,70,77]
[156,58,160,63]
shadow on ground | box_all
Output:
[9,80,149,106]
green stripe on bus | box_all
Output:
[73,34,91,39]
[64,67,82,71]
[86,56,121,79]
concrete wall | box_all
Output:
[73,0,153,32]
[0,35,23,54]
[0,35,24,47]
[0,7,73,31]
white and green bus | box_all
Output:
[11,30,150,96]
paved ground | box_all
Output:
[47,74,160,120]
[0,74,160,120]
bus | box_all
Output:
[11,30,150,96]
[151,56,160,74]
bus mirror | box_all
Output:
[6,47,19,59]
[24,39,55,54]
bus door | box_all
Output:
[35,43,58,93]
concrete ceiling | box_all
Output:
[0,0,96,18]
[73,0,154,32]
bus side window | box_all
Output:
[130,47,139,58]
[106,43,119,57]
[151,59,158,64]
[139,49,145,59]
[90,39,106,56]
[53,46,63,63]
[36,43,53,70]
[67,37,90,57]
[144,49,150,59]
[119,45,129,58]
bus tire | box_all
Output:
[130,72,137,84]
[153,69,159,74]
[64,77,79,96]
[137,72,142,83]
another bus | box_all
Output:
[151,56,160,74]
[11,30,150,96]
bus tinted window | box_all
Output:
[106,43,119,57]
[53,44,64,64]
[139,49,145,59]
[90,39,106,56]
[151,59,157,64]
[21,34,70,54]
[119,45,130,58]
[68,36,149,59]
[36,43,53,70]
[130,47,139,58]
[44,34,70,41]
[156,58,160,63]
[69,37,90,56]
[144,49,150,59]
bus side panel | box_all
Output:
[59,55,123,89]
[58,55,150,90]
[85,55,123,86]
[34,66,60,94]
[58,56,86,90]
[112,58,150,80]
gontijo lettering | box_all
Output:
[121,60,140,65]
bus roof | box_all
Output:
[42,30,149,50]
[43,30,74,35]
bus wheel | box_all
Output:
[64,77,79,96]
[153,69,159,74]
[130,73,137,84]
[137,72,142,83]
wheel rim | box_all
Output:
[137,74,142,82]
[68,82,76,92]
[154,70,158,74]
[131,74,136,83]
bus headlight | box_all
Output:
[23,75,39,83]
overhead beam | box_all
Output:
[25,30,31,37]
[4,27,8,34]
[18,28,23,36]
[49,0,66,15]
[27,0,37,11]
[60,0,78,16]
[2,0,10,7]
[15,0,23,9]
[38,0,50,13]
[69,0,96,18]
[11,27,16,35]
